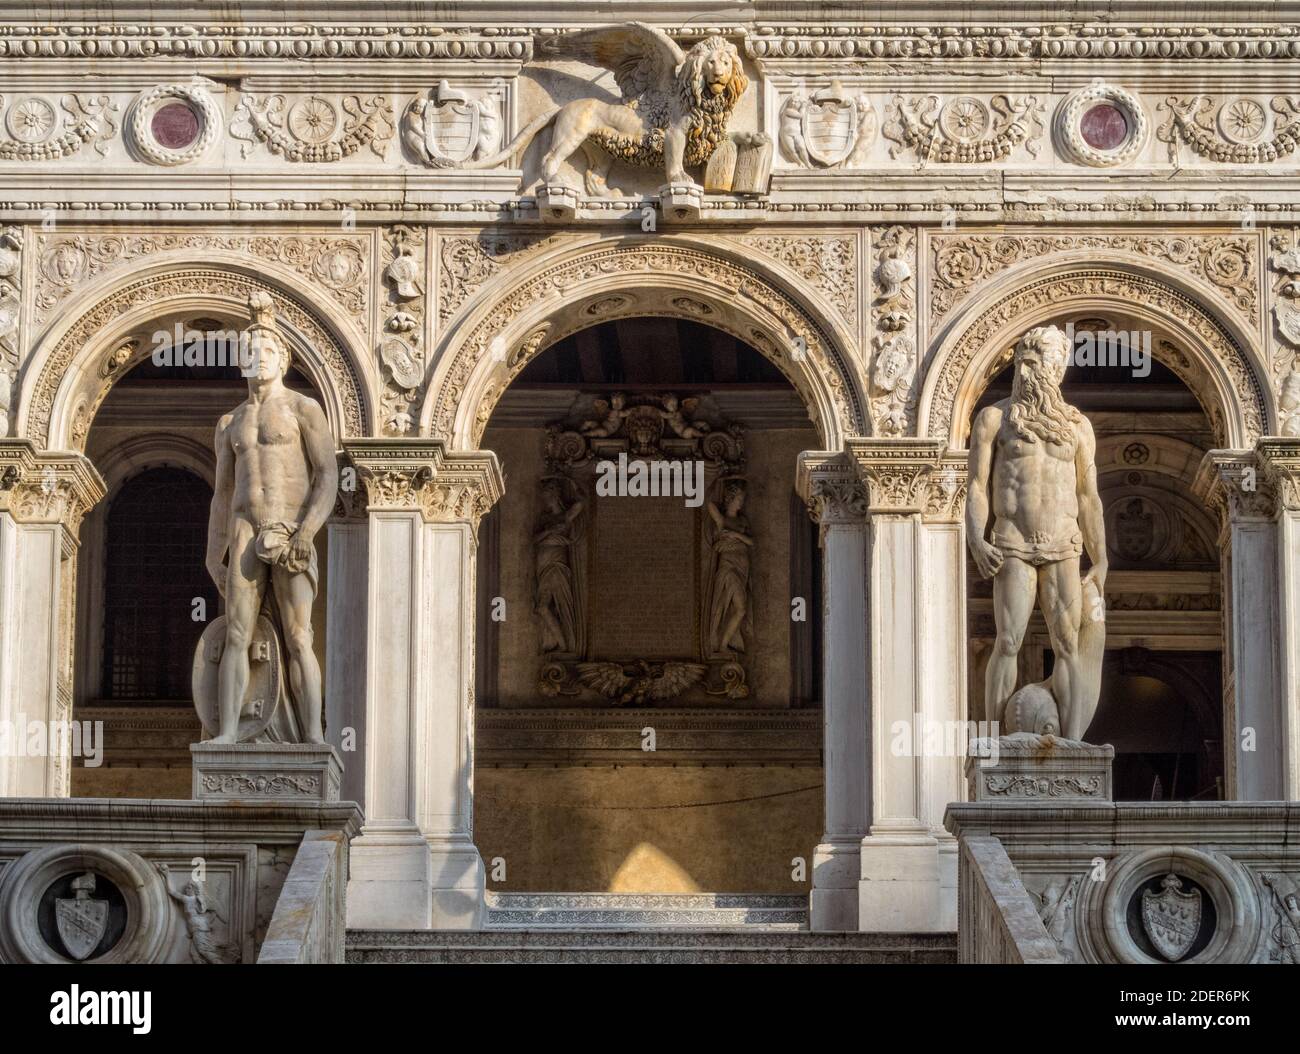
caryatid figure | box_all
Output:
[965,325,1108,741]
[205,293,338,744]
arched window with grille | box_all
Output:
[101,467,218,702]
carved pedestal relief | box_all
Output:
[533,392,751,704]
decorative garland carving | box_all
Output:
[883,93,1044,164]
[926,270,1268,447]
[929,232,1258,325]
[1157,96,1300,164]
[1267,231,1300,436]
[28,269,368,446]
[126,82,222,166]
[0,93,116,160]
[231,94,394,162]
[429,243,863,447]
[31,231,371,328]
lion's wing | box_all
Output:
[539,22,684,107]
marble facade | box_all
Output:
[0,1,1299,944]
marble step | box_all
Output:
[483,892,808,930]
[346,929,957,964]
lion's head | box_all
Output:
[679,35,748,111]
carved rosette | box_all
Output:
[882,93,1045,163]
[1157,95,1300,164]
[0,440,105,544]
[231,93,394,162]
[0,93,116,160]
[848,439,945,515]
[870,226,917,436]
[345,440,503,529]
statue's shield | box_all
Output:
[192,614,283,741]
[55,894,108,961]
[802,98,857,166]
[423,100,479,164]
[1141,873,1201,961]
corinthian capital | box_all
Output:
[1192,449,1276,529]
[0,440,105,544]
[1257,438,1300,513]
[847,438,945,515]
[796,451,866,525]
[344,439,503,527]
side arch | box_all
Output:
[917,263,1273,449]
[421,236,868,450]
[17,255,377,450]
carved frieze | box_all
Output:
[929,232,1258,326]
[883,94,1044,164]
[1158,95,1300,164]
[0,93,115,160]
[231,94,394,162]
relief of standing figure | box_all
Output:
[704,476,753,657]
[534,475,585,656]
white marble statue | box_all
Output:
[966,325,1108,741]
[533,475,585,656]
[704,477,753,657]
[204,293,338,744]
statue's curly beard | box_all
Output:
[1009,364,1080,446]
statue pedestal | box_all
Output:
[538,183,579,222]
[659,182,703,221]
[191,742,342,803]
[965,733,1113,802]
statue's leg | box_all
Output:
[541,104,590,184]
[271,565,324,744]
[214,520,266,743]
[1038,557,1087,739]
[664,122,688,183]
[581,141,613,195]
[987,557,1036,727]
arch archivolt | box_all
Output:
[18,254,376,451]
[919,264,1273,450]
[423,237,867,450]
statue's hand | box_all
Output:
[206,557,227,599]
[970,538,1004,580]
[1082,562,1108,597]
[289,527,315,566]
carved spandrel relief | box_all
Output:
[436,232,559,326]
[929,232,1258,327]
[882,93,1045,164]
[0,225,20,438]
[735,234,857,329]
[535,393,750,704]
[31,231,372,330]
[231,94,394,162]
[1268,231,1300,436]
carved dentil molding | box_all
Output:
[344,439,503,525]
[0,440,105,542]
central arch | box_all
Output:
[422,237,867,451]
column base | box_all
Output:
[347,827,484,930]
[810,839,861,931]
[858,833,945,932]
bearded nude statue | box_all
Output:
[965,325,1108,741]
[205,293,338,744]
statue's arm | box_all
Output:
[298,398,339,539]
[965,406,1004,579]
[206,415,235,595]
[1075,417,1108,588]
